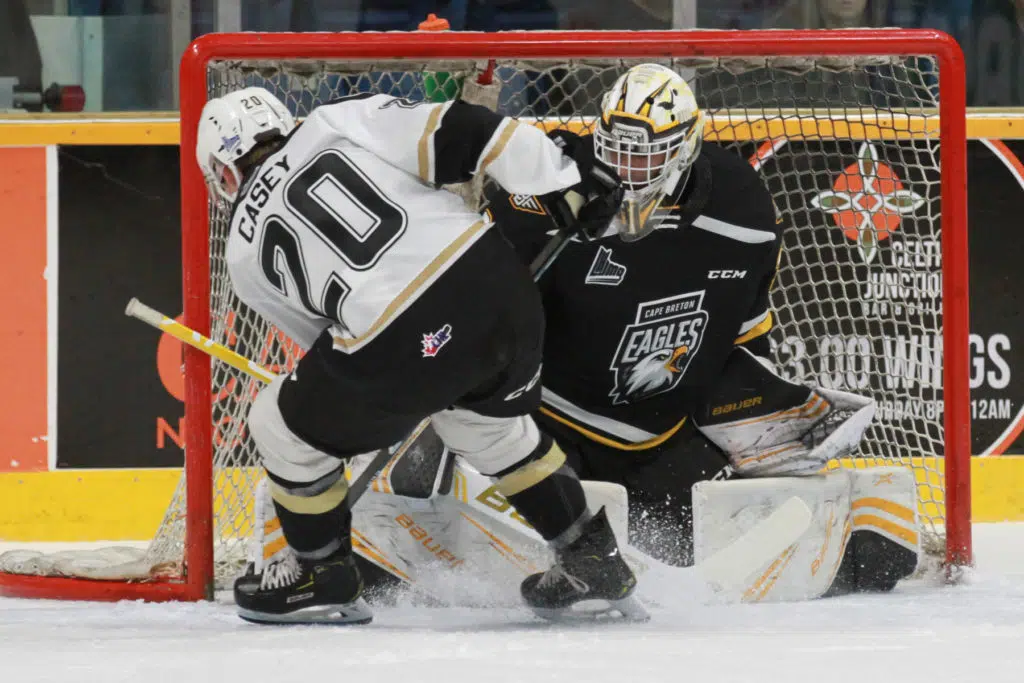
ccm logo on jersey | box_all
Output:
[505,366,542,401]
[708,270,747,279]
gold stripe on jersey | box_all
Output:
[540,406,688,451]
[269,477,348,515]
[495,442,568,497]
[332,219,488,351]
[477,119,521,176]
[417,104,446,183]
[734,311,773,345]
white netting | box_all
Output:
[0,49,951,586]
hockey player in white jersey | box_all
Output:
[196,87,644,624]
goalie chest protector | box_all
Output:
[490,142,784,441]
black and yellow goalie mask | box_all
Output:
[594,64,705,241]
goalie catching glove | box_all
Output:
[541,130,625,240]
[693,347,876,477]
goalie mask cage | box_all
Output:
[0,29,969,602]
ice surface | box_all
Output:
[3,524,1023,683]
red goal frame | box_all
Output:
[0,28,970,602]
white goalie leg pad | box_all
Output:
[692,470,854,603]
[430,407,541,476]
[849,466,921,561]
[348,455,629,606]
[247,377,353,484]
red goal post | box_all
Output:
[179,27,970,594]
[0,28,970,602]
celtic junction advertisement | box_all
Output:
[747,137,1024,457]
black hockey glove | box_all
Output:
[542,130,624,240]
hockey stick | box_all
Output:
[125,299,279,383]
[529,230,573,281]
[124,297,409,507]
[527,189,587,280]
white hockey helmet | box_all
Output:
[594,64,705,241]
[196,87,296,203]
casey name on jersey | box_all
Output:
[609,291,708,404]
[234,155,292,243]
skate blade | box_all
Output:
[531,594,650,624]
[238,597,373,626]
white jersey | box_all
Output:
[226,93,581,351]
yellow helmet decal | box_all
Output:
[637,79,672,118]
[615,78,629,113]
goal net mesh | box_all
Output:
[1,52,948,585]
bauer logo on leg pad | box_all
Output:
[421,324,452,357]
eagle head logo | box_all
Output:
[623,346,689,397]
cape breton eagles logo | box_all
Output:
[810,142,926,265]
[609,291,708,405]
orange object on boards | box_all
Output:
[418,13,450,30]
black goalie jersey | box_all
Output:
[487,140,784,451]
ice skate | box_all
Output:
[521,507,648,623]
[233,547,372,625]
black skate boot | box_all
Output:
[233,546,373,625]
[521,507,648,622]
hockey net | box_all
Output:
[0,29,969,601]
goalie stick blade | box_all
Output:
[696,495,813,595]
